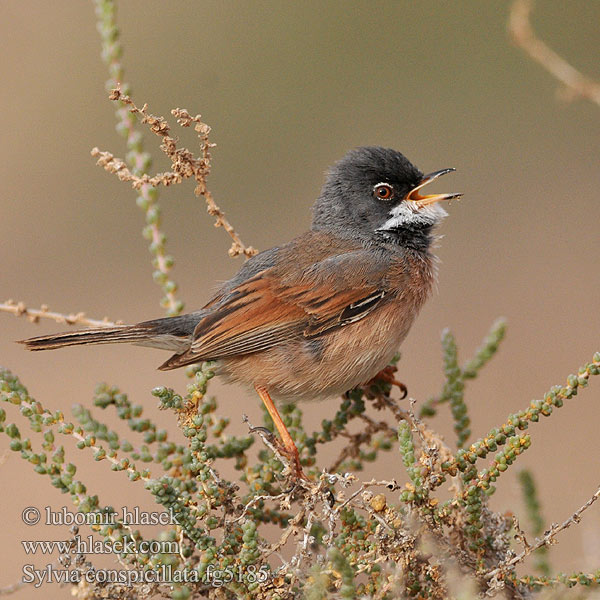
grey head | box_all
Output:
[312,146,461,251]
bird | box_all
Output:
[20,146,461,479]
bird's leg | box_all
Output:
[254,385,307,480]
[367,365,408,399]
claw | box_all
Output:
[254,386,310,481]
[366,365,408,399]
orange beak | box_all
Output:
[406,168,462,207]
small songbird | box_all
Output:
[20,147,461,477]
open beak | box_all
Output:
[406,168,462,207]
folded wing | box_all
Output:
[159,250,399,370]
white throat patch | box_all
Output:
[377,201,448,232]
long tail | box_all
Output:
[19,325,151,351]
[18,314,200,352]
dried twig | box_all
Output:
[509,0,600,107]
[242,414,295,477]
[486,483,600,580]
[333,479,400,515]
[93,90,257,259]
[328,414,395,472]
[172,107,258,259]
[0,299,119,328]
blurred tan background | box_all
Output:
[1,1,599,596]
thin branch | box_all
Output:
[94,0,182,316]
[172,108,258,259]
[333,479,400,515]
[486,483,600,580]
[242,413,295,477]
[509,0,600,107]
[0,299,119,328]
[328,414,395,472]
[93,90,258,259]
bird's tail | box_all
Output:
[18,314,199,353]
[19,325,149,351]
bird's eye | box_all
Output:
[373,183,394,201]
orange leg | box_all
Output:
[255,385,306,479]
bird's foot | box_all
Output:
[278,443,310,482]
[365,365,408,399]
[246,424,308,482]
[253,386,310,482]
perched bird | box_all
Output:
[20,146,461,478]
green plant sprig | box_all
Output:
[442,352,600,479]
[518,470,551,577]
[93,0,182,315]
[420,319,506,429]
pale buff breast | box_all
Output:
[216,299,420,402]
